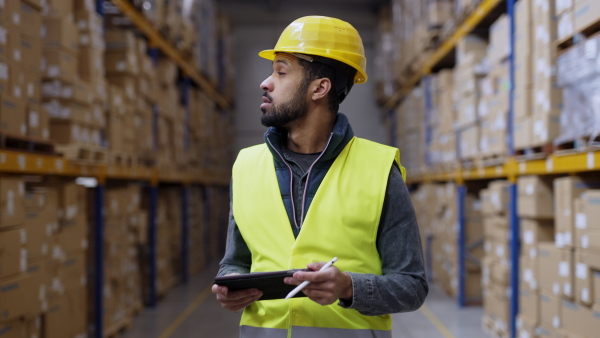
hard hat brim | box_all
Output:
[259,49,368,84]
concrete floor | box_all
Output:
[121,263,486,338]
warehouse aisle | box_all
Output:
[123,264,485,338]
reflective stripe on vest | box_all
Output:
[241,325,392,338]
[232,137,403,336]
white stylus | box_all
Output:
[285,257,338,299]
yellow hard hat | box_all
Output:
[259,16,368,84]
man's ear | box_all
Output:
[311,78,332,101]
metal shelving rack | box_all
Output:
[384,0,600,337]
[0,2,234,337]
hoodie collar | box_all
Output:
[264,113,355,168]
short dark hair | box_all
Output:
[297,56,356,113]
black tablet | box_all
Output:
[214,269,310,300]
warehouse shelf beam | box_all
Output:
[108,0,231,110]
[406,151,600,185]
[0,148,230,185]
[383,0,504,110]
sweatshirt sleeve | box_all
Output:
[338,164,429,315]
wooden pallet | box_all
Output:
[557,19,600,52]
[554,135,600,156]
[477,153,508,168]
[514,143,553,162]
[0,133,55,154]
[108,150,135,167]
[56,144,107,163]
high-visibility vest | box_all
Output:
[232,137,403,338]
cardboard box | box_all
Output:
[555,178,600,248]
[42,17,78,53]
[0,273,32,322]
[42,49,77,83]
[574,0,600,33]
[44,0,74,20]
[540,289,562,329]
[16,70,42,105]
[27,258,49,313]
[521,218,554,248]
[514,115,532,149]
[105,50,139,75]
[539,242,562,294]
[0,177,25,228]
[49,120,85,144]
[574,249,600,305]
[582,190,600,230]
[484,181,511,215]
[0,94,27,136]
[27,104,49,140]
[519,289,540,323]
[19,35,42,73]
[44,297,68,338]
[0,26,20,66]
[25,315,42,338]
[594,271,600,306]
[561,300,600,337]
[533,0,558,46]
[24,205,56,260]
[518,175,555,219]
[558,248,574,299]
[489,14,510,65]
[533,79,562,116]
[17,1,42,39]
[521,255,539,291]
[531,112,561,147]
[0,318,27,337]
[0,227,27,279]
[558,11,575,43]
[536,325,557,337]
[0,1,19,27]
[513,82,532,118]
[78,46,104,83]
[54,212,87,253]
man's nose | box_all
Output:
[260,76,273,92]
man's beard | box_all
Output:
[260,80,309,128]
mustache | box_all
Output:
[262,92,273,102]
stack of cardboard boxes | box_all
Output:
[455,35,488,164]
[102,185,146,335]
[153,187,182,298]
[513,0,562,152]
[1,177,88,338]
[44,0,105,150]
[479,15,510,162]
[515,175,555,337]
[480,180,512,337]
[0,1,42,139]
[396,86,426,174]
[410,183,483,300]
[390,0,454,86]
[427,70,458,171]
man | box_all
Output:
[212,16,428,337]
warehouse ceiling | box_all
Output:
[217,0,389,28]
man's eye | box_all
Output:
[277,72,285,76]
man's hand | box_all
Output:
[212,274,263,312]
[284,261,353,305]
